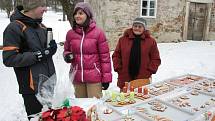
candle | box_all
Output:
[111,92,117,102]
[129,92,135,101]
[130,86,134,92]
[123,86,127,93]
[120,92,125,101]
[138,87,142,93]
[144,87,148,95]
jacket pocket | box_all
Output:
[94,63,101,74]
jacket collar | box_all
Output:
[74,19,96,34]
[10,6,42,28]
[123,28,151,40]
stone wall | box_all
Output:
[86,0,215,50]
[208,2,215,40]
[147,0,186,43]
[85,0,139,50]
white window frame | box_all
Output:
[140,0,157,18]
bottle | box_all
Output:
[138,87,142,93]
[144,87,148,95]
[47,28,53,47]
[130,86,134,92]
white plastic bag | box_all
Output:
[52,66,77,108]
[36,74,57,108]
[36,65,77,109]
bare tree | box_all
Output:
[0,0,13,18]
[57,0,74,26]
[57,0,83,27]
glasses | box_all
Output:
[133,24,144,29]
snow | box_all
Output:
[1,10,215,121]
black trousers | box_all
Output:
[22,94,43,120]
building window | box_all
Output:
[141,0,157,18]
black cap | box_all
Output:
[47,28,52,31]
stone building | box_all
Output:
[85,0,215,50]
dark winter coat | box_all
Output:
[63,20,112,84]
[2,8,56,94]
[112,28,161,89]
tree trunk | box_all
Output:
[63,10,66,21]
[6,9,10,18]
[57,0,74,27]
[54,1,57,12]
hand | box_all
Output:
[102,83,109,90]
[34,40,57,61]
[64,53,73,63]
[49,40,57,55]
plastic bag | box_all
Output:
[36,65,77,108]
[36,74,57,108]
[52,66,77,108]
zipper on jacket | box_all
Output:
[94,63,101,74]
[80,28,85,82]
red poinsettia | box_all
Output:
[40,106,87,121]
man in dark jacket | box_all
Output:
[2,0,57,119]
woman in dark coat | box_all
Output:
[112,17,161,89]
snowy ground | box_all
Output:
[1,10,215,121]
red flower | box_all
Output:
[40,106,87,121]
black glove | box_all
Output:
[49,40,57,53]
[64,53,73,63]
[102,83,109,90]
[34,40,57,61]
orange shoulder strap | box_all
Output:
[15,20,27,32]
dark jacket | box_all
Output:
[2,7,56,94]
[112,28,161,89]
